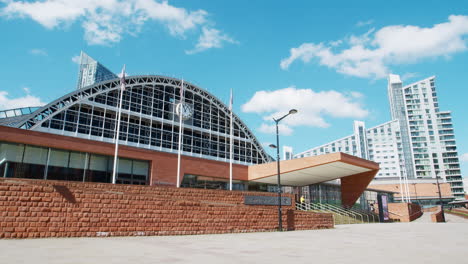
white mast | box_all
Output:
[176,80,184,188]
[229,89,233,191]
[112,65,126,184]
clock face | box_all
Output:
[176,103,193,120]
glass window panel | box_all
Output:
[5,110,15,117]
[69,152,87,169]
[118,158,132,174]
[0,143,24,162]
[23,145,48,165]
[133,160,148,176]
[89,154,108,172]
[48,149,70,167]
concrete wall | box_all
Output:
[0,179,333,238]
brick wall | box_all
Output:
[431,206,444,223]
[0,179,333,238]
[369,182,453,200]
[374,202,422,222]
[387,203,422,222]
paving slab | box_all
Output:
[0,222,467,264]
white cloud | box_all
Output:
[281,15,468,79]
[329,40,342,47]
[356,20,373,27]
[29,48,47,56]
[460,153,468,162]
[71,55,80,64]
[242,86,368,135]
[0,90,45,110]
[401,72,420,81]
[258,123,293,136]
[1,0,235,51]
[349,91,364,99]
[186,27,237,54]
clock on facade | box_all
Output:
[176,103,193,120]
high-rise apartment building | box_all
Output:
[294,74,465,198]
[76,51,117,90]
[283,146,294,160]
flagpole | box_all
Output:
[112,65,126,184]
[176,80,184,188]
[229,89,233,191]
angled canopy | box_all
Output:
[248,152,380,207]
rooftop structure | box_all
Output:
[76,51,117,90]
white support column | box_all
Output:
[176,80,184,188]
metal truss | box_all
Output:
[15,75,272,164]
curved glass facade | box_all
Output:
[16,76,270,165]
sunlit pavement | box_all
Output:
[1,222,467,264]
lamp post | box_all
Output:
[435,176,446,222]
[269,109,298,231]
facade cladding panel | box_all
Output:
[13,77,270,166]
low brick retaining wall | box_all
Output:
[0,179,333,238]
[431,206,444,223]
[374,203,422,222]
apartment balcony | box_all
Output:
[452,189,465,194]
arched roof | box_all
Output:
[16,75,271,164]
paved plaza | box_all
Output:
[1,216,467,264]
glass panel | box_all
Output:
[118,158,132,174]
[89,154,108,171]
[5,110,15,117]
[86,154,110,183]
[48,149,70,167]
[23,145,48,165]
[132,160,148,176]
[0,143,24,162]
[69,152,86,169]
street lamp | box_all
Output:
[269,109,298,231]
[435,176,446,222]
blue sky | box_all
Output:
[1,0,468,183]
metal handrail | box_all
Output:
[313,203,357,224]
[296,202,380,224]
[296,202,349,224]
[350,207,378,222]
[316,203,351,224]
[322,204,353,224]
[323,204,364,223]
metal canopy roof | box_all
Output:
[248,152,379,187]
[251,161,371,186]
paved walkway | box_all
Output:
[445,211,468,223]
[413,211,468,223]
[1,222,467,264]
[413,212,433,222]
